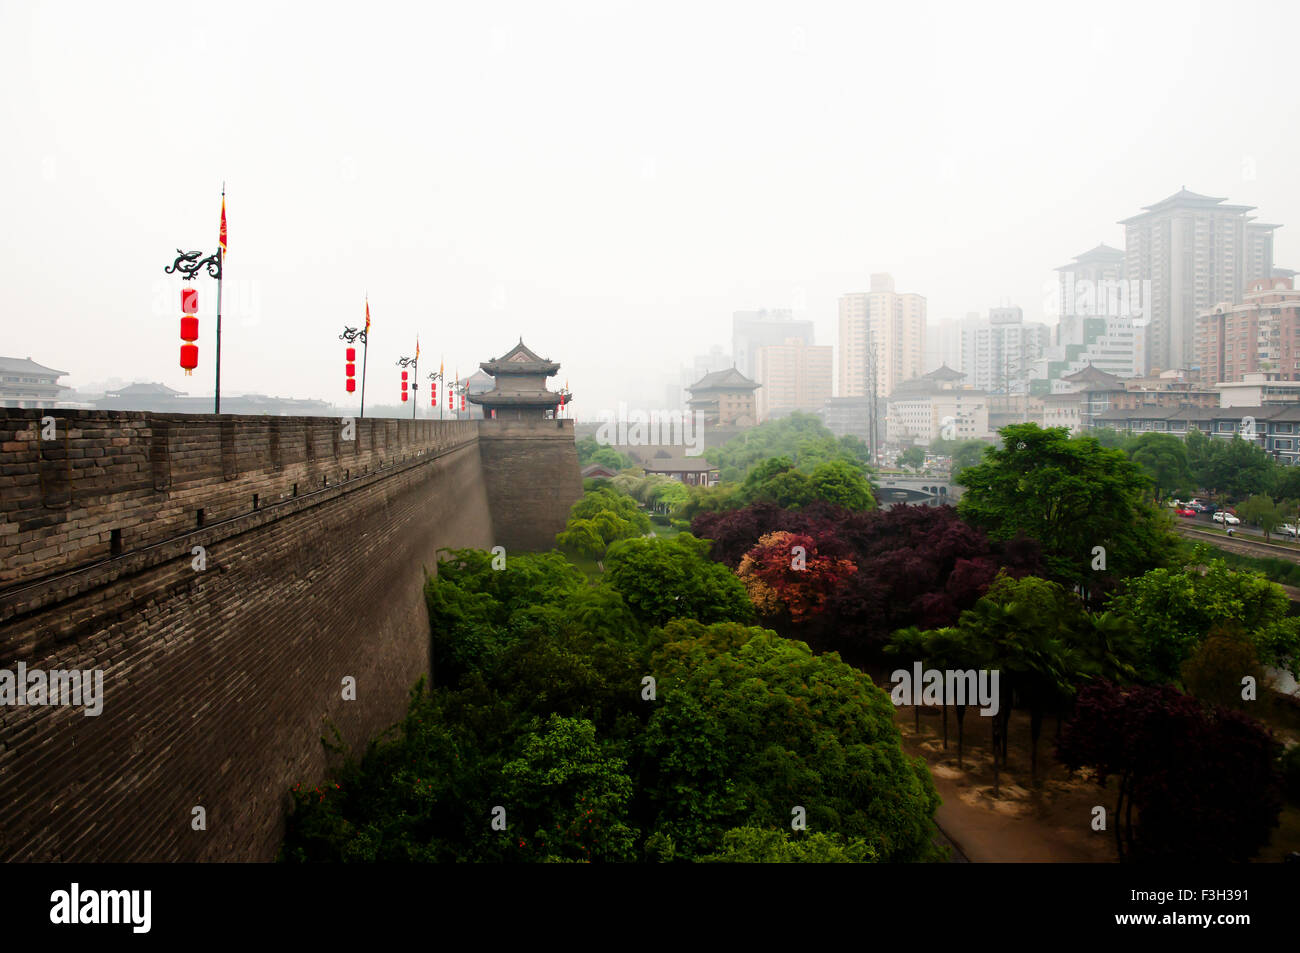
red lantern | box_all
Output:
[401,391,408,402]
[180,293,199,374]
[431,382,437,403]
[461,392,466,412]
[401,370,408,381]
[346,379,356,393]
[346,362,356,377]
[346,347,356,362]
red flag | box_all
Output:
[365,299,371,335]
[219,192,228,257]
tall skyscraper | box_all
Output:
[732,310,813,379]
[838,273,926,398]
[754,338,833,421]
[1120,189,1277,374]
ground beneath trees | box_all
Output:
[893,704,1117,863]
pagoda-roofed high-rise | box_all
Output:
[468,338,569,420]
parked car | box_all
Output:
[1213,511,1240,525]
[1280,524,1299,538]
[1176,507,1198,517]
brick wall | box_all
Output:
[0,410,512,861]
[476,417,584,552]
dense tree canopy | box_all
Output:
[283,551,942,863]
[705,413,871,483]
[1105,557,1300,682]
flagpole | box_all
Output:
[215,183,225,414]
[360,294,369,419]
[360,332,368,419]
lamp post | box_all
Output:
[397,352,419,419]
[427,368,445,421]
[164,245,224,412]
[339,324,369,417]
[446,376,466,420]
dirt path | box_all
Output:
[896,707,1117,863]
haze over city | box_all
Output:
[3,0,1299,412]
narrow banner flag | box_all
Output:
[219,191,228,257]
[365,298,371,335]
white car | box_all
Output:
[1280,524,1299,538]
[1212,512,1240,525]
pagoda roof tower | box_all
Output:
[468,338,569,419]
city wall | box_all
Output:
[0,410,580,861]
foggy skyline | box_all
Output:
[3,0,1299,413]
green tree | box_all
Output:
[641,621,941,861]
[555,487,651,556]
[499,714,639,863]
[1127,432,1191,502]
[699,828,880,862]
[1187,429,1275,498]
[1107,558,1300,682]
[897,447,924,470]
[956,424,1174,589]
[950,440,989,477]
[807,459,876,510]
[604,534,753,626]
[1238,493,1283,539]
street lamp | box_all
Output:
[339,323,369,418]
[397,351,419,419]
[427,368,445,420]
[164,247,224,412]
[163,185,226,413]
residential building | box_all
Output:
[960,306,1050,394]
[1195,276,1300,384]
[1096,404,1300,467]
[838,273,926,399]
[1120,188,1278,374]
[1048,365,1218,433]
[1217,371,1300,408]
[885,365,990,446]
[753,338,833,421]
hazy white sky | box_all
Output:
[3,0,1298,413]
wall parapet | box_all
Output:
[0,410,478,592]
